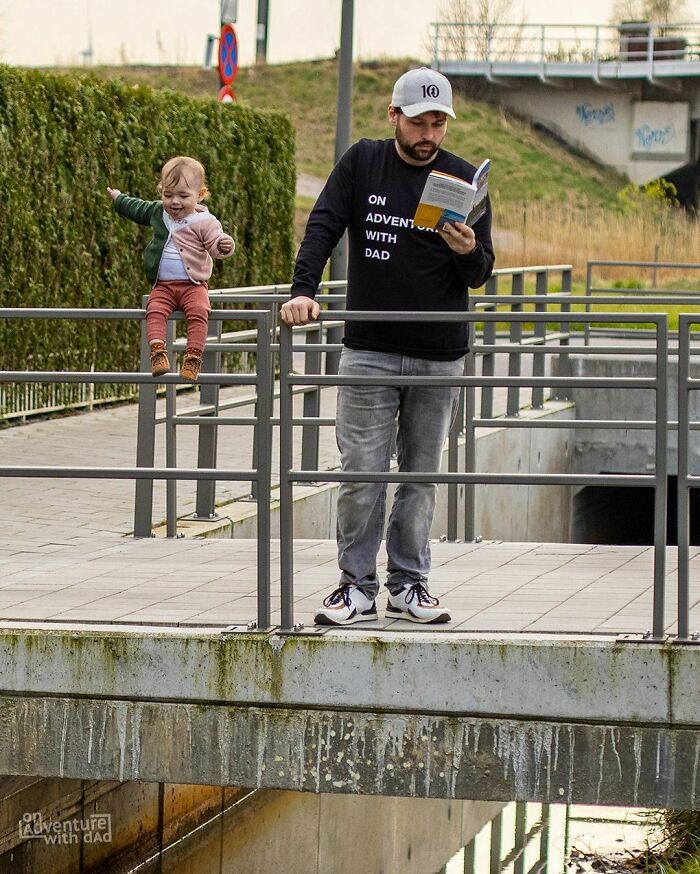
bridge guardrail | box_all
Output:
[430,21,700,66]
[3,271,697,638]
[0,306,275,631]
[279,309,669,636]
[677,314,700,641]
[584,259,700,346]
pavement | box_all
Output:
[0,529,694,634]
[0,381,341,541]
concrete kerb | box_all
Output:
[0,627,685,726]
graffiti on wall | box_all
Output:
[632,102,688,156]
[634,123,676,151]
[576,102,615,125]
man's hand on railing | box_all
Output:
[280,296,320,326]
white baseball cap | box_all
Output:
[391,67,456,119]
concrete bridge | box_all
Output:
[431,21,700,192]
[1,273,700,868]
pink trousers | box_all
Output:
[146,280,210,352]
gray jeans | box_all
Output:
[335,348,465,599]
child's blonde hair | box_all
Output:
[158,156,210,199]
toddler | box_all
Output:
[108,156,234,381]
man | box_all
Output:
[280,67,494,626]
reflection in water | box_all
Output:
[446,803,655,873]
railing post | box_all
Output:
[256,310,272,631]
[464,343,477,543]
[652,315,668,639]
[538,805,550,870]
[531,269,548,409]
[584,261,593,346]
[134,305,156,537]
[555,267,572,400]
[279,320,295,632]
[250,298,278,501]
[464,838,475,874]
[514,801,526,874]
[301,321,322,473]
[480,273,498,419]
[539,24,546,64]
[507,272,524,416]
[165,319,178,537]
[489,811,503,874]
[677,315,691,640]
[194,312,223,520]
[447,367,462,542]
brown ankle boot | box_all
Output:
[150,342,170,377]
[180,348,203,382]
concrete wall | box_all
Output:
[164,399,576,545]
[0,775,503,874]
[558,354,700,476]
[165,791,504,874]
[484,79,700,184]
[471,402,574,542]
[0,630,698,808]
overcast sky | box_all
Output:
[1,0,698,67]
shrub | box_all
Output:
[0,66,295,412]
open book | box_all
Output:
[413,158,490,229]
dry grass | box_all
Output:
[494,198,700,287]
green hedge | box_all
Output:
[0,66,295,411]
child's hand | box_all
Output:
[218,237,234,255]
[106,187,121,201]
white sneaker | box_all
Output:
[314,584,378,626]
[386,582,451,624]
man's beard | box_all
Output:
[395,129,439,162]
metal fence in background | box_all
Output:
[430,20,700,66]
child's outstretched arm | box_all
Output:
[108,187,159,226]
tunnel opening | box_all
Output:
[572,475,700,545]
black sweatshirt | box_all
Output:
[291,138,495,360]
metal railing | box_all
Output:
[278,309,669,635]
[677,314,700,641]
[585,260,700,348]
[0,306,275,631]
[430,21,700,66]
[5,265,700,639]
[462,802,550,874]
[155,268,573,532]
